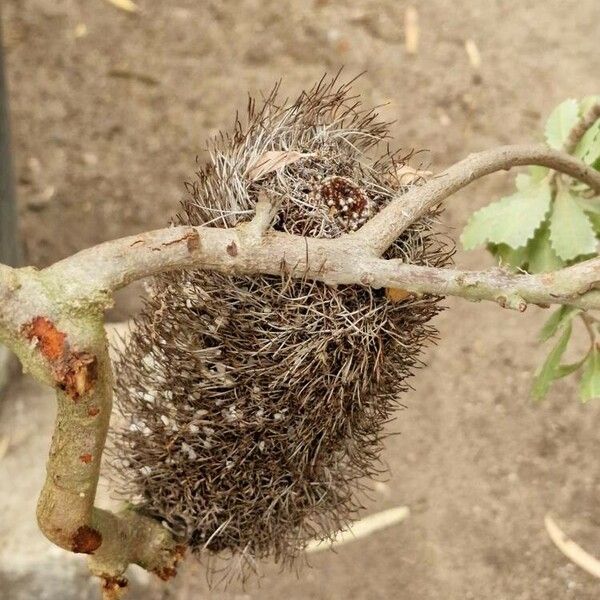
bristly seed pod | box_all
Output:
[111,75,453,579]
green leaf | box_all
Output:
[579,95,600,115]
[532,322,573,400]
[539,305,579,342]
[528,166,550,182]
[461,180,552,251]
[526,222,565,273]
[577,197,600,235]
[515,173,531,192]
[576,196,600,214]
[585,210,600,236]
[549,188,597,260]
[487,243,528,269]
[489,209,581,273]
[555,357,587,379]
[580,346,600,402]
[544,99,579,150]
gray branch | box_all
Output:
[355,143,600,255]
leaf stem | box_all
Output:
[565,102,600,155]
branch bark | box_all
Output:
[38,223,600,310]
[0,268,184,592]
[355,143,600,255]
[43,144,600,309]
[565,102,600,154]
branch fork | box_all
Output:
[245,193,279,239]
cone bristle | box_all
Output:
[111,75,454,579]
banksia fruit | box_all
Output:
[112,76,453,576]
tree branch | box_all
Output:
[41,144,600,308]
[0,270,183,593]
[565,102,600,154]
[360,257,600,311]
[44,225,600,313]
[1,142,600,597]
[355,143,600,255]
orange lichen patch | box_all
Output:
[80,453,93,464]
[88,405,100,417]
[59,352,98,400]
[22,317,67,361]
[22,317,98,400]
[71,525,102,553]
[385,287,412,303]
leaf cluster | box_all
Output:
[532,306,600,402]
[461,97,600,401]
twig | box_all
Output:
[355,144,600,255]
[0,272,183,586]
[404,7,419,55]
[244,193,278,238]
[305,506,410,553]
[104,0,139,13]
[545,514,600,579]
[549,102,600,190]
[564,102,600,155]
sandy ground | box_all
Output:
[1,0,600,598]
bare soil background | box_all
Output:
[1,1,600,598]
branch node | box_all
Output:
[497,294,527,312]
[246,192,279,239]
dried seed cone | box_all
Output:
[112,77,453,574]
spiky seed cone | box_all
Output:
[112,76,453,576]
